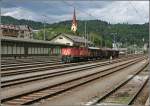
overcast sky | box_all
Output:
[1,0,149,24]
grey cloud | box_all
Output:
[1,0,149,24]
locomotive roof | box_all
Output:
[88,46,119,51]
[101,48,119,51]
[88,47,100,50]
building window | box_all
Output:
[59,37,63,39]
[66,43,70,45]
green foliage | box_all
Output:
[1,16,47,29]
[2,16,149,48]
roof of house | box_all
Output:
[1,24,32,31]
[19,25,33,31]
[56,33,93,44]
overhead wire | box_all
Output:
[40,7,71,35]
[62,1,99,20]
[128,1,148,22]
[62,1,95,46]
[62,1,104,47]
[128,1,148,47]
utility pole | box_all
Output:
[0,0,2,37]
[84,21,87,47]
[142,38,145,53]
[92,35,94,44]
[101,27,103,48]
[0,0,1,64]
[101,34,103,48]
[125,38,127,55]
[44,21,46,41]
[43,15,46,41]
[111,32,117,49]
[113,34,116,44]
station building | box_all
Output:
[1,36,67,58]
[50,33,93,47]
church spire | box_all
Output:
[71,8,77,33]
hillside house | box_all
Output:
[1,24,33,39]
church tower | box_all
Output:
[71,8,77,33]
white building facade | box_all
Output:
[1,24,33,39]
[50,33,93,47]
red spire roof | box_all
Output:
[72,8,77,27]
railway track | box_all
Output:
[1,57,147,105]
[145,97,149,106]
[1,58,60,68]
[1,56,61,67]
[2,55,140,77]
[1,59,107,76]
[2,58,44,64]
[87,60,149,106]
[2,56,117,71]
[2,54,139,70]
[2,61,60,71]
[2,61,60,67]
[1,56,144,88]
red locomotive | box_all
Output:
[61,47,88,62]
[61,46,119,63]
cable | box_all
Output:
[62,1,99,20]
[128,1,147,22]
[62,1,102,45]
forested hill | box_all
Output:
[1,16,47,29]
[1,16,149,47]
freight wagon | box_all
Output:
[61,46,119,63]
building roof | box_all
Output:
[1,36,66,46]
[72,8,77,26]
[1,24,19,30]
[19,25,28,31]
[1,24,32,31]
[59,33,93,44]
